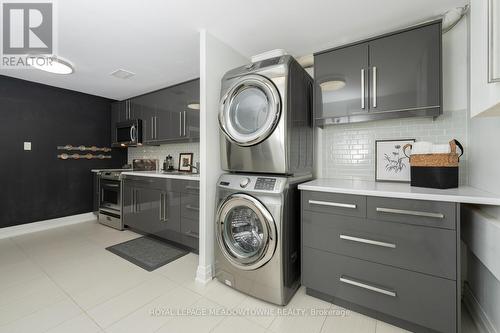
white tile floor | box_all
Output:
[0,220,479,333]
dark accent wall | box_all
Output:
[0,75,127,228]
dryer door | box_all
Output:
[216,193,277,270]
[219,74,281,147]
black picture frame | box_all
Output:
[178,153,193,172]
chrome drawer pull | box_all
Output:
[308,200,357,209]
[340,276,396,297]
[340,235,396,249]
[376,207,444,219]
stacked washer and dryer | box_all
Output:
[214,55,314,305]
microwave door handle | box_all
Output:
[130,125,136,142]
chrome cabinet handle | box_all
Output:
[154,116,158,139]
[488,0,500,82]
[185,204,199,212]
[308,200,357,209]
[159,192,168,221]
[131,188,135,213]
[185,230,199,238]
[340,276,396,297]
[361,69,365,109]
[183,111,186,136]
[372,66,377,108]
[340,234,396,249]
[135,189,139,212]
[151,117,154,140]
[179,112,182,136]
[376,207,444,219]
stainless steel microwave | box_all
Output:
[113,119,142,147]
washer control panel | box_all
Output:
[254,177,277,191]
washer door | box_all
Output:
[216,193,277,270]
[219,74,281,147]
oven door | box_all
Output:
[99,179,121,212]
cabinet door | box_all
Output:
[181,79,200,139]
[110,102,122,144]
[155,191,181,241]
[132,94,155,143]
[368,22,441,113]
[122,181,140,229]
[314,43,369,121]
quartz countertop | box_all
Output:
[91,168,132,173]
[121,171,200,181]
[298,179,500,205]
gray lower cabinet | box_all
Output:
[301,191,460,333]
[122,176,199,251]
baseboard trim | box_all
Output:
[463,283,498,333]
[0,212,96,239]
[195,264,213,284]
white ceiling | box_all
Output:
[0,0,468,100]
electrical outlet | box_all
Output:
[24,142,31,151]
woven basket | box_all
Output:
[403,140,464,167]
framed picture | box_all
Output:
[178,153,193,172]
[375,139,415,182]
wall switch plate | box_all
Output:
[24,142,31,151]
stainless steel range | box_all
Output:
[97,159,158,230]
[98,170,125,230]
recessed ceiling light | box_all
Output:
[110,69,135,79]
[31,57,74,75]
[187,103,200,110]
[320,80,346,92]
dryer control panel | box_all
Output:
[254,177,276,191]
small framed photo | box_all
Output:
[178,153,193,172]
[375,139,415,182]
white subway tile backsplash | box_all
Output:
[321,110,468,184]
[128,142,200,170]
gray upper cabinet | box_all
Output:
[314,43,369,120]
[110,79,199,146]
[314,20,442,126]
[369,22,441,114]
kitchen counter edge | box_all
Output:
[298,179,500,206]
[121,171,200,181]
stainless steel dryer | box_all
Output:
[214,173,311,305]
[219,55,314,175]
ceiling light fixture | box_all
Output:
[320,80,346,92]
[187,103,200,110]
[30,57,74,75]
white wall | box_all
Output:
[196,31,248,283]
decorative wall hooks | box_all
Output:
[57,145,112,152]
[57,153,112,160]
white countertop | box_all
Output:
[121,171,200,181]
[91,168,132,173]
[298,179,500,206]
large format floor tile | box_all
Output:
[0,220,481,333]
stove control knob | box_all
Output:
[240,177,251,188]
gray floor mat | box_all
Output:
[106,236,189,271]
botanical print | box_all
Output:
[376,139,415,182]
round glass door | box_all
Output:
[216,193,277,270]
[219,74,281,146]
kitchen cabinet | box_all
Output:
[135,78,200,145]
[314,20,441,125]
[300,190,460,333]
[470,0,500,117]
[122,175,199,251]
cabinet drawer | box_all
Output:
[302,211,456,279]
[302,248,456,333]
[180,181,200,195]
[367,197,456,229]
[181,193,199,220]
[302,191,366,218]
[181,217,199,251]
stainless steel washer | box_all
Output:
[214,173,311,305]
[219,55,314,175]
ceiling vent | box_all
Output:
[110,69,135,79]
